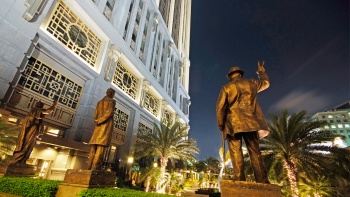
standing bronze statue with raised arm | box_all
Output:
[10,100,58,165]
[88,88,116,170]
[216,61,270,183]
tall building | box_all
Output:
[310,101,350,146]
[0,0,192,180]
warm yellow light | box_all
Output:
[111,146,116,151]
[127,156,134,164]
[8,117,17,123]
[153,162,158,167]
[48,129,60,135]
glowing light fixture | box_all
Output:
[127,156,134,164]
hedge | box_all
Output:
[78,188,174,197]
[0,177,175,197]
[0,177,61,197]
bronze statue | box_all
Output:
[216,61,270,183]
[87,88,116,170]
[10,100,58,165]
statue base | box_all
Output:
[0,163,35,177]
[56,169,117,197]
[220,180,282,197]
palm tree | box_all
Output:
[298,171,334,197]
[135,120,199,193]
[165,172,183,195]
[203,156,221,174]
[139,166,162,192]
[259,110,350,197]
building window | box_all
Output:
[18,57,83,109]
[338,124,344,129]
[340,130,344,133]
[336,119,341,123]
[330,120,334,123]
[114,108,128,132]
[159,0,170,25]
[123,0,134,40]
[331,125,336,129]
[167,56,175,97]
[328,115,333,119]
[137,122,152,136]
[104,0,116,20]
[139,10,150,60]
[171,0,181,45]
[322,115,326,119]
[131,1,143,50]
[158,40,166,84]
[163,108,173,125]
[46,1,102,67]
[112,107,129,145]
[143,91,159,117]
[345,124,350,128]
[347,130,350,133]
[151,33,161,78]
[112,61,139,100]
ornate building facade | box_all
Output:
[0,0,191,180]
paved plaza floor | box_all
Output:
[183,187,209,197]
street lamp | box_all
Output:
[153,162,158,168]
[126,156,134,181]
[127,156,134,164]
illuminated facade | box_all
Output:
[0,0,191,179]
[310,101,350,146]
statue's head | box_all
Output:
[227,66,244,78]
[35,101,44,108]
[106,88,116,98]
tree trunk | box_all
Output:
[284,160,299,197]
[145,176,151,192]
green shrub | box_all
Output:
[0,177,61,197]
[78,188,174,197]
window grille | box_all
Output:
[18,57,83,109]
[143,91,159,117]
[46,1,102,67]
[112,61,139,100]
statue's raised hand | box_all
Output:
[257,61,265,74]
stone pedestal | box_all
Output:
[56,169,117,197]
[220,180,282,197]
[0,163,35,177]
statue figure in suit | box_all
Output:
[216,61,270,183]
[88,88,116,170]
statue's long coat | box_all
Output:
[89,96,116,146]
[216,72,270,139]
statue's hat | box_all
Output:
[227,66,244,78]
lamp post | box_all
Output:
[126,156,134,181]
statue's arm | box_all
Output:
[256,61,269,92]
[95,100,116,125]
[257,72,270,93]
[216,87,227,131]
[42,100,58,114]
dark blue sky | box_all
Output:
[188,0,349,160]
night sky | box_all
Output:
[188,0,349,160]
